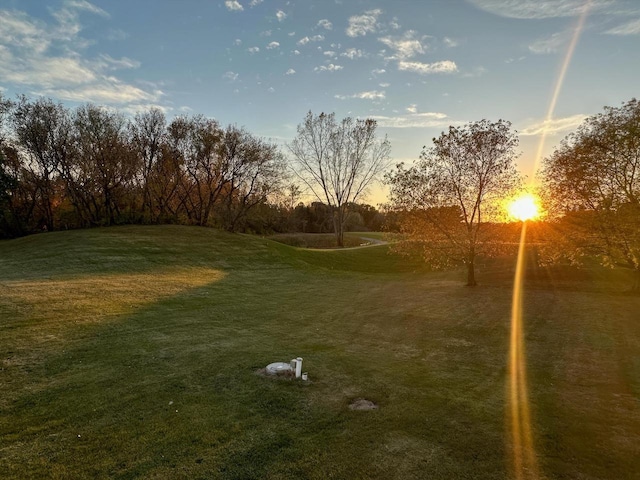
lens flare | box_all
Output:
[508,222,539,480]
[507,2,593,479]
[530,1,593,175]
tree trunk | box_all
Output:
[632,268,640,294]
[333,210,344,247]
[466,244,477,286]
[466,260,477,287]
[334,226,344,247]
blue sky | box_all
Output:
[1,0,639,203]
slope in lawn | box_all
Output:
[1,225,639,479]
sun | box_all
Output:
[507,194,540,222]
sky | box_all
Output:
[1,0,639,204]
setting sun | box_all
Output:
[508,194,540,222]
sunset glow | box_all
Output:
[508,194,540,222]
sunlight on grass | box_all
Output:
[0,264,227,412]
[2,226,640,479]
[1,267,226,325]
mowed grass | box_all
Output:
[1,225,639,479]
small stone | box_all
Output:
[349,398,378,411]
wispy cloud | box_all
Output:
[605,17,640,35]
[249,0,263,6]
[3,57,97,87]
[223,71,239,81]
[41,81,161,105]
[528,32,569,54]
[461,66,487,77]
[297,35,324,46]
[285,68,296,75]
[52,0,109,41]
[314,64,343,72]
[247,46,260,54]
[520,114,587,136]
[370,112,453,129]
[341,48,366,60]
[95,54,140,70]
[106,28,128,41]
[470,0,640,41]
[467,0,617,19]
[443,37,460,47]
[0,3,162,108]
[317,19,332,30]
[398,60,458,75]
[266,41,280,49]
[276,10,287,22]
[346,9,382,37]
[335,90,385,100]
[225,0,244,12]
[64,0,109,16]
[378,30,427,59]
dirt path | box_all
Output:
[306,236,389,251]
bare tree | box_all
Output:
[12,96,73,230]
[130,108,166,221]
[288,111,390,247]
[0,94,17,235]
[386,119,521,286]
[167,115,226,226]
[73,104,138,225]
[217,125,286,231]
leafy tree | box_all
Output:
[288,111,390,247]
[386,119,521,286]
[540,98,640,291]
[344,202,384,231]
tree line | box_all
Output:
[0,95,392,240]
[1,93,637,289]
[0,95,291,236]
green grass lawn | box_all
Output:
[1,225,639,479]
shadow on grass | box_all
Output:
[2,261,513,478]
[2,226,640,479]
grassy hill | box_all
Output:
[1,226,639,479]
